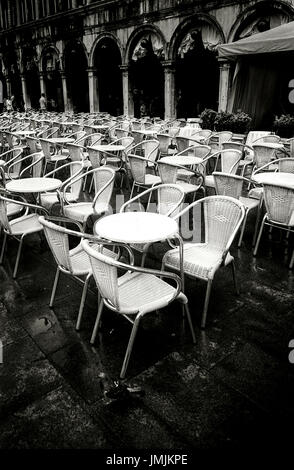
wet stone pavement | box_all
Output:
[0,189,293,451]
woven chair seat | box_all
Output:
[40,192,78,211]
[9,213,43,236]
[144,174,161,185]
[50,154,69,162]
[176,180,199,194]
[204,174,216,188]
[248,187,263,199]
[7,202,23,217]
[163,243,234,281]
[239,196,260,210]
[64,202,109,222]
[117,271,187,315]
[177,169,194,180]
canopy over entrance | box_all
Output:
[217,21,294,129]
[218,21,294,59]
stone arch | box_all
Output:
[168,13,225,61]
[39,45,63,111]
[125,25,166,118]
[89,32,123,68]
[63,40,89,112]
[91,33,123,115]
[168,14,225,118]
[124,24,167,64]
[228,0,294,42]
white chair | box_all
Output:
[203,149,243,192]
[128,154,161,198]
[157,160,204,201]
[62,167,115,230]
[162,196,245,328]
[82,239,196,379]
[0,195,48,278]
[213,171,262,247]
[39,216,117,330]
[253,183,294,269]
[39,161,84,213]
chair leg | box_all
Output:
[289,249,294,270]
[76,273,91,330]
[120,315,141,379]
[13,236,24,279]
[90,300,104,344]
[184,303,196,344]
[130,182,135,200]
[0,232,7,263]
[238,209,248,248]
[201,279,212,329]
[252,198,263,247]
[50,267,60,307]
[253,215,266,256]
[231,260,239,295]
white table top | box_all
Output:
[6,177,62,193]
[0,160,5,166]
[47,137,75,144]
[136,129,157,135]
[94,212,179,244]
[252,142,284,149]
[252,172,294,187]
[90,144,126,152]
[160,155,203,166]
[90,125,109,130]
[13,130,36,136]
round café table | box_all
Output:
[94,211,179,245]
[6,177,62,194]
[252,172,294,187]
[160,155,203,166]
[94,211,185,288]
[13,130,36,136]
[47,137,75,144]
[90,144,126,153]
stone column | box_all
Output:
[163,60,176,120]
[61,71,69,111]
[5,76,11,97]
[39,72,46,95]
[218,59,231,112]
[20,74,31,109]
[87,67,98,113]
[119,65,131,116]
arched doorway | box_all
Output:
[93,37,123,116]
[42,48,63,111]
[4,49,23,110]
[128,32,164,118]
[174,23,222,118]
[64,42,89,112]
[22,47,41,110]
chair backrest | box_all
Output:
[3,147,24,176]
[131,130,144,145]
[46,126,59,138]
[262,183,294,225]
[213,172,244,199]
[252,144,277,169]
[66,143,84,162]
[92,167,115,211]
[116,128,129,139]
[176,196,245,252]
[19,152,44,178]
[0,195,12,232]
[157,134,172,154]
[38,217,77,274]
[278,157,294,173]
[141,139,159,162]
[157,161,178,184]
[219,149,242,174]
[218,131,233,146]
[81,240,120,310]
[67,162,86,198]
[253,135,280,144]
[87,147,103,169]
[85,132,103,147]
[127,154,147,183]
[176,136,190,153]
[39,138,54,161]
[26,136,38,154]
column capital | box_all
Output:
[217,58,231,69]
[119,64,129,73]
[162,60,176,73]
[60,71,67,79]
[86,67,97,74]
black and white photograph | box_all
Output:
[0,0,293,461]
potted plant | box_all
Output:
[214,111,234,132]
[199,108,217,130]
[273,114,294,138]
[231,111,252,135]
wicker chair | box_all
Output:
[0,195,48,278]
[39,161,84,213]
[157,160,204,201]
[0,148,24,180]
[39,138,70,174]
[203,149,243,192]
[82,238,196,379]
[162,196,245,328]
[62,167,115,230]
[128,154,161,197]
[253,183,294,269]
[221,141,254,177]
[213,171,262,247]
[39,216,117,330]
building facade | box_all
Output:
[0,0,293,118]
